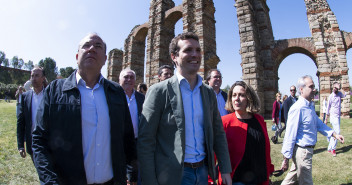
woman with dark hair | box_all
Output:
[218,81,274,185]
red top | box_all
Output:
[272,100,280,124]
[218,113,274,185]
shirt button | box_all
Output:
[97,163,100,166]
[97,144,100,147]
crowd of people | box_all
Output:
[14,32,346,185]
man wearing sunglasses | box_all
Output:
[324,82,347,156]
[279,85,298,137]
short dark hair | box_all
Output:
[137,83,147,92]
[169,32,199,57]
[32,66,46,77]
[225,81,260,114]
[158,65,173,76]
[205,69,221,84]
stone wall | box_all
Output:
[108,0,351,118]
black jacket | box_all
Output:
[32,72,137,185]
[282,96,297,123]
[17,90,35,155]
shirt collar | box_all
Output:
[298,96,311,106]
[76,71,104,87]
[33,87,44,96]
[175,71,203,89]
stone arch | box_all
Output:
[272,38,317,70]
[123,23,149,86]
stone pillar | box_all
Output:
[235,0,275,117]
[107,49,123,83]
[304,0,350,117]
[145,0,175,86]
[183,0,219,78]
[123,25,148,87]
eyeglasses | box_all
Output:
[290,89,296,92]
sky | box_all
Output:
[0,0,351,97]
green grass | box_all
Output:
[0,101,39,184]
[0,101,351,184]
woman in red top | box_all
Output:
[218,81,274,185]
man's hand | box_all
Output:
[324,116,328,124]
[221,173,232,185]
[280,158,289,172]
[19,149,26,158]
[335,134,345,144]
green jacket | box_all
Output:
[138,75,231,185]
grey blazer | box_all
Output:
[138,75,231,185]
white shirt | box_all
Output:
[214,90,228,116]
[126,90,139,138]
[76,72,113,184]
[31,88,44,132]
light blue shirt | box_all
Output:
[176,72,205,163]
[125,90,138,138]
[282,97,334,159]
[215,90,228,116]
[76,72,113,184]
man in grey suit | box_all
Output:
[138,32,232,185]
[17,66,46,161]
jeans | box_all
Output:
[181,165,208,185]
[233,182,256,185]
[327,116,340,151]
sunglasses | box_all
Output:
[290,89,296,92]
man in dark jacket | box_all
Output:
[32,33,137,185]
[279,85,298,137]
[206,69,228,116]
[119,68,145,185]
[17,67,45,161]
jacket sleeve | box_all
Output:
[137,85,163,185]
[283,100,289,123]
[32,85,59,185]
[123,93,137,166]
[16,93,25,150]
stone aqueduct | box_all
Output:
[107,0,351,118]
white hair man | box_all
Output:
[280,75,344,185]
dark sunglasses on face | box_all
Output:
[290,89,296,92]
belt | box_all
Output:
[184,160,204,169]
[88,179,114,185]
[295,144,315,149]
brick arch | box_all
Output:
[122,23,149,86]
[272,38,317,71]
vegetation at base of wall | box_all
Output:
[0,82,19,99]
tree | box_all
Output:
[24,60,34,71]
[0,51,5,66]
[222,84,231,94]
[3,58,9,67]
[38,57,58,82]
[11,56,19,69]
[59,66,75,78]
[18,58,24,69]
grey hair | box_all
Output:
[119,68,136,80]
[296,75,313,95]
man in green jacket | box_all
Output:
[138,32,232,185]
